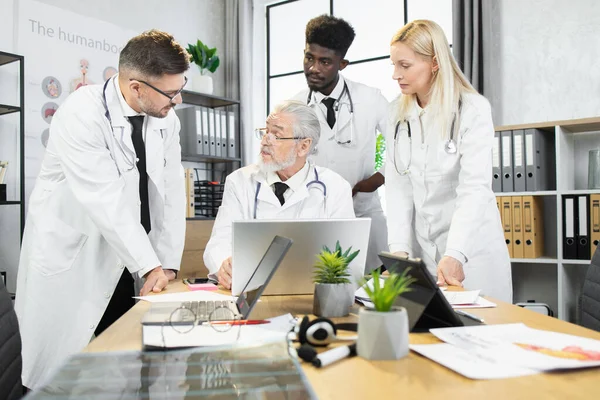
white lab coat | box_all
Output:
[386,93,513,303]
[203,163,355,275]
[293,76,389,272]
[15,76,186,389]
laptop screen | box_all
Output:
[235,236,293,318]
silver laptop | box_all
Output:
[142,235,292,325]
[232,218,371,296]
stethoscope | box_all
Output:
[102,78,166,172]
[306,81,355,145]
[253,166,327,219]
[392,102,461,175]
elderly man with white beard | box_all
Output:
[203,100,355,289]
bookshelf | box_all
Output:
[0,51,24,297]
[178,90,243,219]
[494,117,600,324]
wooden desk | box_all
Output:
[85,282,600,400]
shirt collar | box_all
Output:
[265,161,310,193]
[413,96,427,117]
[313,75,345,104]
[114,75,145,118]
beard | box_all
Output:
[136,96,172,119]
[258,145,297,174]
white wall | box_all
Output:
[489,0,600,126]
[0,0,226,293]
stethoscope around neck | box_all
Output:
[101,78,167,171]
[102,78,137,171]
[392,101,461,175]
[306,81,355,145]
[253,165,327,219]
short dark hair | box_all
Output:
[119,29,190,78]
[305,15,356,57]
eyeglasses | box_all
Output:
[254,128,306,143]
[129,76,188,102]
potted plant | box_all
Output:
[186,39,220,94]
[357,268,416,360]
[312,241,360,318]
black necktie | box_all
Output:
[321,97,336,129]
[272,182,289,206]
[128,116,151,234]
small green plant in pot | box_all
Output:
[186,39,220,94]
[357,267,417,360]
[312,241,360,318]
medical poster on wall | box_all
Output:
[17,0,136,207]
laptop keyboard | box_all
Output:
[180,300,239,322]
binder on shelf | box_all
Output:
[201,107,209,156]
[576,195,590,260]
[174,107,196,156]
[214,109,222,157]
[512,130,526,192]
[185,168,195,218]
[196,108,204,155]
[208,108,216,156]
[227,110,237,158]
[492,131,502,192]
[501,131,513,192]
[511,196,524,258]
[496,196,501,213]
[501,196,513,257]
[562,195,578,259]
[0,161,8,184]
[523,195,544,258]
[220,110,228,157]
[524,128,554,191]
[590,194,600,259]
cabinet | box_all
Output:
[177,90,242,219]
[494,117,600,324]
[0,51,25,295]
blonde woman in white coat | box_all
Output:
[386,20,512,303]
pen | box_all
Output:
[312,343,357,368]
[208,320,270,326]
[455,309,485,324]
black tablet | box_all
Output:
[378,252,483,332]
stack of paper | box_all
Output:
[134,290,232,303]
[354,277,386,309]
[410,323,600,379]
[442,290,497,309]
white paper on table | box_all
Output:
[355,277,384,297]
[453,296,497,309]
[135,291,233,303]
[443,290,480,305]
[142,313,295,349]
[410,343,539,379]
[430,323,600,371]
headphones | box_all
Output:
[295,316,358,347]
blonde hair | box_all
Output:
[391,20,476,137]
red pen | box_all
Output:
[208,320,270,326]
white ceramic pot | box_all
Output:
[313,283,354,318]
[190,68,213,94]
[357,306,409,360]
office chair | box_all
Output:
[0,278,23,399]
[581,246,600,332]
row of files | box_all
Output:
[493,129,555,193]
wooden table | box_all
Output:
[85,281,600,400]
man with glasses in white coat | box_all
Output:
[15,29,188,389]
[293,14,390,273]
[204,100,355,289]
